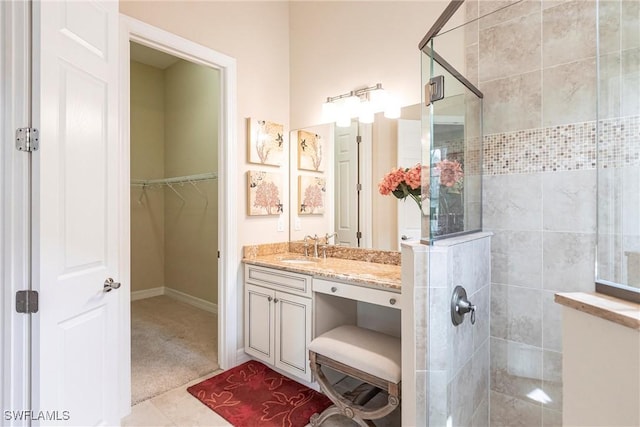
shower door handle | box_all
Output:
[103,278,121,292]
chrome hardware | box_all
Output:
[274,298,279,303]
[322,233,338,259]
[268,296,273,302]
[425,75,445,106]
[16,127,39,152]
[389,298,397,305]
[331,287,337,293]
[103,278,121,293]
[451,285,476,326]
[304,234,320,257]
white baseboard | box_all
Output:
[131,287,164,301]
[236,348,250,366]
[131,287,218,316]
[164,287,218,314]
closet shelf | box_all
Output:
[130,172,217,187]
[131,172,217,204]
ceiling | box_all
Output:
[130,41,180,69]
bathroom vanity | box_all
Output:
[242,245,402,384]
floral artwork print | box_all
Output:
[247,118,284,166]
[297,130,324,172]
[298,176,326,215]
[247,171,283,216]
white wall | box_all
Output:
[563,307,640,426]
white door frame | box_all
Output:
[119,16,238,376]
[1,1,32,423]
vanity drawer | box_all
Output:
[313,278,401,309]
[245,264,311,297]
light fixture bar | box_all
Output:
[326,83,383,103]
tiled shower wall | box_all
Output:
[463,0,639,425]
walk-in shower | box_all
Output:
[416,0,638,425]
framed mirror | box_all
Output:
[289,104,424,251]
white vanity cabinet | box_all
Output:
[244,265,313,382]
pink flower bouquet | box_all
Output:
[378,163,424,211]
[435,159,464,189]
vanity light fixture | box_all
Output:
[322,83,400,127]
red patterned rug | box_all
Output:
[187,360,332,427]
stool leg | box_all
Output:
[311,356,399,425]
[309,406,342,426]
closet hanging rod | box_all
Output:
[130,172,217,187]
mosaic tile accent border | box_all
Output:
[482,116,640,175]
[598,116,640,169]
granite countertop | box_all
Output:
[243,252,401,292]
[555,292,640,330]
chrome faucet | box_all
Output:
[303,234,320,257]
[320,232,338,259]
[325,232,338,245]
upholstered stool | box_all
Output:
[308,325,401,427]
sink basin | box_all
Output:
[279,257,319,264]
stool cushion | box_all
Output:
[309,325,401,384]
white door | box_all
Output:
[32,1,126,425]
[334,121,359,247]
[397,119,422,246]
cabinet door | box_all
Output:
[274,292,312,382]
[245,284,275,364]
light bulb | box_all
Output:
[358,101,374,124]
[343,95,360,118]
[322,100,337,123]
[384,96,401,119]
[336,114,351,128]
[369,88,387,112]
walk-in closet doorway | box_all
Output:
[127,40,221,405]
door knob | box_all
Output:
[103,278,121,292]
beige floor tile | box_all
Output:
[121,400,174,427]
[183,370,224,388]
[151,384,231,427]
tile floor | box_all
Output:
[122,371,230,427]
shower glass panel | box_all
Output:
[595,0,640,301]
[421,43,483,242]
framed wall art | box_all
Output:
[247,170,283,216]
[297,130,324,172]
[298,175,326,215]
[247,118,284,166]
